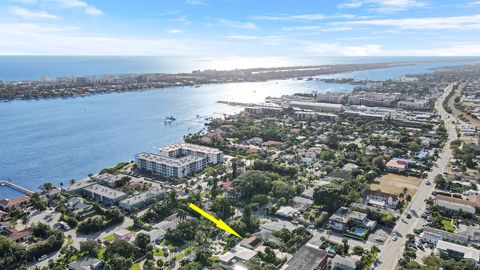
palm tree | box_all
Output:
[21,215,29,225]
[177,209,187,221]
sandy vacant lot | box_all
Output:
[370,173,422,196]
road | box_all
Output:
[376,83,458,270]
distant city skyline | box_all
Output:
[0,0,480,56]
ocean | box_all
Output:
[0,56,478,196]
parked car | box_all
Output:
[38,255,48,261]
[426,181,431,185]
[375,237,385,243]
[392,235,398,241]
[406,213,412,219]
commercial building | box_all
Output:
[436,195,479,214]
[119,188,166,211]
[136,143,224,178]
[436,240,480,267]
[288,101,343,113]
[422,227,469,245]
[91,173,125,188]
[285,244,328,270]
[82,184,127,206]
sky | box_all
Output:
[1,0,480,56]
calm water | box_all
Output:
[0,57,477,196]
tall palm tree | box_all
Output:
[177,209,187,221]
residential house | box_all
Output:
[119,188,165,211]
[330,255,358,270]
[219,245,256,269]
[385,159,408,172]
[276,206,300,219]
[363,189,399,209]
[293,196,314,211]
[113,229,131,241]
[68,256,103,270]
[328,207,377,231]
[0,196,30,210]
[8,228,33,243]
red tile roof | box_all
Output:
[8,228,32,242]
[0,196,29,208]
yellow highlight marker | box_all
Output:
[188,203,242,238]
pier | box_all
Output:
[0,180,33,195]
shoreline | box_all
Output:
[0,62,410,102]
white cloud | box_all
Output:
[282,26,352,32]
[186,0,207,5]
[251,13,368,21]
[338,14,480,30]
[225,35,259,40]
[339,0,428,13]
[217,19,258,30]
[52,0,102,16]
[304,42,383,56]
[167,29,183,34]
[10,6,58,20]
[0,23,203,55]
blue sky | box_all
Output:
[1,0,480,56]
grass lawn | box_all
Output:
[370,173,422,196]
[153,249,165,257]
[441,217,455,232]
[130,263,141,270]
[103,234,115,241]
[98,247,106,261]
[176,252,185,260]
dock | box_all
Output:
[0,180,33,195]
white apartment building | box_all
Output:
[288,101,343,113]
[316,92,348,104]
[136,143,224,178]
[135,153,207,178]
[156,143,224,165]
[398,100,430,110]
[347,92,399,107]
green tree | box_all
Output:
[79,240,101,258]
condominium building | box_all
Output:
[288,101,343,112]
[136,143,223,178]
[347,92,399,107]
[82,184,127,206]
[156,143,224,165]
[316,92,348,104]
[136,153,207,178]
[119,188,165,211]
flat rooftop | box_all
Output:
[92,173,123,184]
[285,244,328,270]
[136,152,205,167]
[156,142,222,155]
[83,184,126,200]
[289,101,343,109]
[120,188,165,206]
